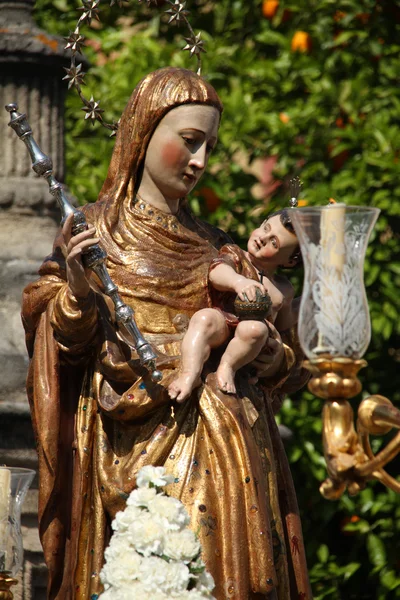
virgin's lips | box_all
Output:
[183,172,196,182]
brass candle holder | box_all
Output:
[0,572,17,599]
[290,205,399,499]
[304,357,400,499]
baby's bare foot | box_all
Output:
[168,372,201,403]
[216,362,237,394]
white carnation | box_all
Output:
[127,486,157,509]
[190,557,206,571]
[100,544,142,587]
[188,590,214,599]
[97,590,113,600]
[119,582,169,599]
[138,556,190,595]
[170,591,213,600]
[112,504,143,534]
[148,494,190,531]
[99,464,216,600]
[125,511,165,557]
[163,529,201,563]
[195,569,215,594]
[136,465,175,489]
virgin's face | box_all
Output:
[247,215,298,267]
[142,104,220,200]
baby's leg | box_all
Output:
[168,309,229,403]
[216,320,269,394]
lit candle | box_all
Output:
[315,202,346,355]
[321,202,346,272]
[0,467,11,567]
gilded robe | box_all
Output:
[23,194,312,600]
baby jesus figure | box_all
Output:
[168,209,302,401]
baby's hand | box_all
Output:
[234,278,267,302]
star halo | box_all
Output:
[64,0,206,135]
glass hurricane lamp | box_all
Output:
[291,205,400,499]
[0,467,35,599]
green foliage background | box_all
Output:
[34,0,400,597]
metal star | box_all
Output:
[64,30,85,54]
[63,63,85,90]
[82,96,105,124]
[183,32,206,56]
[109,120,120,137]
[77,0,101,25]
[109,0,128,7]
[165,1,189,24]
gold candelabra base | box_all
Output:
[0,573,17,600]
[304,357,400,500]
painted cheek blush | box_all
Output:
[161,140,185,168]
[259,246,275,258]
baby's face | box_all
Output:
[247,215,298,267]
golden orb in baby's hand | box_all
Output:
[234,288,272,321]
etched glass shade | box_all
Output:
[290,205,380,360]
[0,467,35,576]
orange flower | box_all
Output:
[262,0,279,19]
[297,199,308,207]
[340,516,359,535]
[279,112,290,124]
[334,10,346,22]
[291,31,312,53]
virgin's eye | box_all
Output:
[271,237,278,249]
[182,136,195,145]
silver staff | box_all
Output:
[6,103,162,383]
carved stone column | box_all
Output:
[0,0,71,404]
[0,0,69,214]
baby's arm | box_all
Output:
[209,263,266,302]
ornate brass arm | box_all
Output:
[304,357,400,499]
[0,572,17,600]
[5,103,162,383]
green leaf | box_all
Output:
[367,533,387,567]
[317,544,329,564]
[379,569,400,590]
[343,562,361,581]
[372,130,391,154]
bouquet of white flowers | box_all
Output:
[99,465,215,600]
